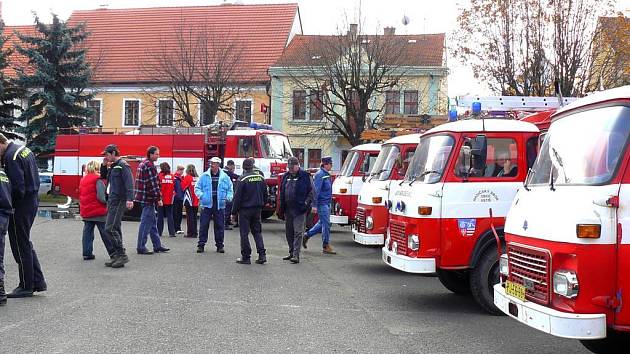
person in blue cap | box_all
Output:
[303,156,336,254]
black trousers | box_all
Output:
[185,204,198,238]
[105,199,127,255]
[8,193,45,290]
[173,199,184,232]
[238,207,265,259]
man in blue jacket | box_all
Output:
[279,156,312,263]
[195,157,233,253]
[303,156,336,254]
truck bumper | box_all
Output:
[330,215,349,224]
[352,229,384,245]
[493,284,607,339]
[382,247,436,273]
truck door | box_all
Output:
[615,145,630,327]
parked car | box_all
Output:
[39,172,53,196]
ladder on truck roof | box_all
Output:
[455,95,578,111]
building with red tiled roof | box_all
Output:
[268,28,448,168]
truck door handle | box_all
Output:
[593,196,619,208]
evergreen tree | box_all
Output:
[0,20,25,140]
[15,13,93,155]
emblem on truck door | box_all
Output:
[458,219,476,237]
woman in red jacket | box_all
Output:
[80,160,114,260]
[182,164,200,238]
[157,162,176,237]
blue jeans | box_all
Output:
[82,220,114,257]
[0,214,7,281]
[199,206,225,249]
[157,205,175,236]
[306,204,331,246]
[137,204,162,251]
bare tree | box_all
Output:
[588,15,630,90]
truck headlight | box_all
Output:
[499,254,509,277]
[553,270,579,298]
[366,216,374,230]
[407,234,419,251]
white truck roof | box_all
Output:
[351,143,381,151]
[554,85,630,116]
[384,133,422,145]
[426,119,539,134]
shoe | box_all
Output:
[217,247,225,253]
[302,236,309,249]
[83,255,95,260]
[137,249,154,255]
[33,282,47,293]
[255,256,267,264]
[197,245,205,253]
[0,281,6,306]
[111,254,129,268]
[169,234,176,238]
[323,244,337,255]
[176,230,185,235]
[105,256,116,267]
[154,247,170,253]
[282,255,292,260]
[6,286,33,298]
[236,258,251,264]
[290,256,300,264]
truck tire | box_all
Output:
[580,331,630,353]
[261,210,275,220]
[437,269,471,295]
[470,246,504,315]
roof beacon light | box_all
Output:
[472,101,482,115]
[448,108,458,122]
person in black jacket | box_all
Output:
[223,160,239,230]
[231,158,268,265]
[278,156,313,264]
[0,134,46,298]
[0,168,13,305]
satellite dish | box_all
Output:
[402,15,410,26]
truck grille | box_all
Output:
[508,244,551,304]
[389,219,407,255]
[356,208,366,233]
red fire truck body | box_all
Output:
[494,86,630,350]
[352,134,419,245]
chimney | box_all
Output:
[348,23,358,37]
[384,27,396,36]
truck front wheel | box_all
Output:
[470,247,503,315]
[437,269,471,295]
[580,331,630,353]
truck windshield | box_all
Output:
[340,151,360,177]
[405,135,455,184]
[528,105,630,186]
[260,134,293,160]
[369,145,400,181]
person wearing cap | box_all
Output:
[278,156,313,263]
[303,156,336,254]
[102,143,135,268]
[223,160,239,230]
[195,156,233,253]
[0,133,46,297]
[231,158,268,264]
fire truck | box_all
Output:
[53,123,292,218]
[330,143,380,225]
[352,134,419,245]
[494,86,630,352]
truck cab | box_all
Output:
[382,118,539,314]
[353,134,419,245]
[330,143,380,225]
[494,86,630,352]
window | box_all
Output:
[340,151,359,176]
[236,100,252,123]
[260,134,292,159]
[292,90,306,120]
[398,148,416,177]
[237,137,258,158]
[158,99,174,126]
[124,100,140,126]
[86,99,101,126]
[200,101,214,125]
[308,149,322,169]
[406,135,455,184]
[292,148,305,166]
[309,90,323,120]
[454,138,519,178]
[360,153,378,174]
[385,91,400,115]
[403,90,418,115]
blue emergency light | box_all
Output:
[448,108,458,122]
[472,102,482,115]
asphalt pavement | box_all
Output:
[0,213,588,353]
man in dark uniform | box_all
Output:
[0,133,46,298]
[231,158,268,265]
[0,168,13,305]
[223,160,239,230]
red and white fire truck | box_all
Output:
[53,123,292,218]
[352,134,419,245]
[330,143,380,225]
[494,86,630,351]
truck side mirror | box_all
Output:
[471,134,487,171]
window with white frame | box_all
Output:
[158,99,174,126]
[86,99,102,126]
[292,90,307,120]
[235,100,252,123]
[309,90,323,120]
[403,90,419,115]
[200,100,214,126]
[124,99,140,126]
[385,91,400,115]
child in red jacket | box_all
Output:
[182,164,200,238]
[158,162,176,237]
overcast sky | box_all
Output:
[2,0,629,97]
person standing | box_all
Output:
[173,165,185,235]
[102,144,135,268]
[223,160,239,230]
[231,158,267,265]
[0,133,46,297]
[303,156,336,254]
[195,157,233,253]
[278,156,312,264]
[79,160,114,260]
[134,146,169,255]
[0,168,13,305]
[157,162,176,237]
[182,164,199,238]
